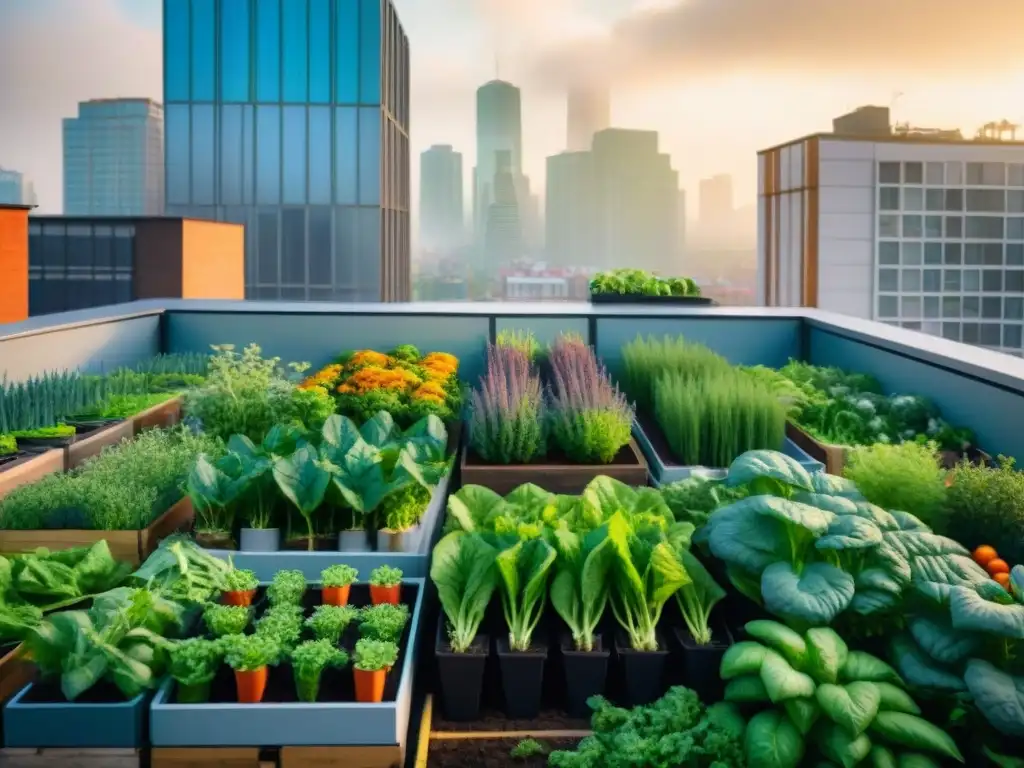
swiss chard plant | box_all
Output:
[430,531,499,652]
[495,535,557,651]
[722,620,964,767]
[549,520,617,652]
[291,639,349,702]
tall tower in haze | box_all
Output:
[474,80,523,261]
[419,145,464,255]
[566,86,610,152]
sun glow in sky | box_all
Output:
[0,0,1022,217]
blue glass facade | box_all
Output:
[163,0,410,301]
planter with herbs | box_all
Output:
[150,566,425,749]
[462,332,647,495]
[0,426,215,563]
[588,268,713,305]
[190,411,455,575]
[0,438,64,501]
[621,335,822,485]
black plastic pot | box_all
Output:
[435,620,489,721]
[14,434,75,452]
[614,630,669,706]
[560,632,609,717]
[496,635,548,718]
[674,623,734,702]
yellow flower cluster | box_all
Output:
[411,380,447,404]
[420,352,458,383]
[298,363,343,390]
[337,365,421,395]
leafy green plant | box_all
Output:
[130,535,233,605]
[550,521,616,652]
[359,603,410,642]
[186,453,246,538]
[273,443,331,549]
[844,441,948,531]
[496,536,557,651]
[203,603,251,637]
[291,639,349,702]
[369,565,403,587]
[660,476,748,528]
[169,637,223,702]
[353,637,399,671]
[223,567,259,593]
[267,570,306,605]
[547,687,744,767]
[223,632,279,672]
[620,335,732,415]
[0,434,17,456]
[721,620,964,767]
[430,531,499,652]
[589,269,700,298]
[305,604,359,644]
[510,738,548,759]
[321,564,358,588]
[672,548,726,646]
[946,456,1024,566]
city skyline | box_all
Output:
[4,0,1023,221]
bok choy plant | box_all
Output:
[496,536,557,651]
[430,531,499,652]
[549,520,617,652]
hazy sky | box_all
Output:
[2,0,1023,216]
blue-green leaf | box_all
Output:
[745,709,806,768]
[816,516,883,551]
[762,562,855,627]
[726,450,813,492]
[707,509,789,574]
[806,627,849,685]
[889,635,966,692]
[874,682,921,715]
[810,473,864,499]
[841,651,904,686]
[907,615,981,665]
[792,492,860,517]
[869,711,964,762]
[949,586,1024,639]
[965,660,1024,738]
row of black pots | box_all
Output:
[434,615,735,722]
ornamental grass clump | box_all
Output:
[547,335,633,464]
[620,335,732,415]
[468,342,547,464]
[844,441,948,531]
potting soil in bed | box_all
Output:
[431,708,590,733]
[172,582,419,704]
[428,737,582,768]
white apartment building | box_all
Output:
[757,134,1024,355]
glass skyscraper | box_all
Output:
[163,0,410,302]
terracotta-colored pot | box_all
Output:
[369,584,400,606]
[354,667,386,703]
[223,589,256,607]
[322,584,351,606]
[235,666,268,703]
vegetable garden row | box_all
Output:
[0,332,1022,768]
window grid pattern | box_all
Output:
[163,0,409,302]
[876,160,1024,356]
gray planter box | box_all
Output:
[204,470,451,580]
[634,419,824,486]
[3,684,149,748]
[149,578,426,748]
[239,528,280,552]
[338,529,371,552]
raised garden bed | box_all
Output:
[150,579,426,749]
[64,419,134,470]
[785,420,847,475]
[130,394,184,435]
[0,495,195,565]
[590,293,714,306]
[0,644,35,709]
[460,438,648,495]
[636,414,824,485]
[150,744,401,768]
[0,449,63,501]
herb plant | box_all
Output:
[0,434,17,456]
[468,342,547,464]
[844,441,948,530]
[321,564,358,588]
[496,329,542,363]
[510,738,547,759]
[305,604,360,644]
[169,637,223,702]
[353,638,399,672]
[267,570,306,605]
[255,604,305,655]
[589,268,700,298]
[369,566,403,588]
[291,639,349,702]
[203,604,251,637]
[223,632,279,672]
[359,603,410,642]
[223,567,259,593]
[946,456,1024,566]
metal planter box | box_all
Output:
[3,684,149,748]
[204,471,451,580]
[634,418,825,486]
[149,578,426,748]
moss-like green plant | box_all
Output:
[369,566,402,587]
[844,441,948,530]
[320,564,358,588]
[169,638,224,703]
[305,604,360,644]
[267,569,306,605]
[510,739,548,759]
[0,434,16,457]
[359,603,410,642]
[291,640,349,702]
[223,633,279,672]
[224,567,259,593]
[203,603,251,638]
[353,638,399,672]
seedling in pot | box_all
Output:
[369,565,403,605]
[359,603,410,643]
[352,638,399,703]
[291,639,349,702]
[497,537,557,652]
[169,637,224,703]
[224,633,279,703]
[222,567,259,606]
[320,564,359,606]
[550,521,616,652]
[430,531,499,653]
[305,604,360,645]
[203,603,251,638]
[267,569,306,606]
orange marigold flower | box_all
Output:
[415,393,445,405]
[337,383,356,394]
[345,365,420,393]
[412,382,446,400]
[422,352,458,368]
[348,350,390,368]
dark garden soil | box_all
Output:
[0,452,30,470]
[431,708,590,733]
[282,536,340,551]
[464,442,640,468]
[427,737,582,768]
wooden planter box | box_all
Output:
[785,422,847,475]
[131,395,185,435]
[66,421,134,471]
[460,438,649,495]
[0,450,64,501]
[0,496,195,566]
[0,646,35,707]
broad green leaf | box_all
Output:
[746,620,809,670]
[816,720,873,768]
[810,473,865,499]
[273,444,330,515]
[856,568,905,596]
[884,531,968,560]
[806,627,849,685]
[446,485,505,532]
[721,641,773,679]
[705,701,747,738]
[496,537,557,648]
[849,502,899,531]
[816,682,881,736]
[792,492,860,517]
[505,483,554,515]
[320,414,364,456]
[359,411,397,446]
[430,532,499,651]
[761,652,816,702]
[869,711,964,763]
[724,675,771,702]
[906,615,980,664]
[762,562,855,627]
[850,590,901,616]
[728,566,766,606]
[816,516,883,551]
[888,510,931,532]
[581,476,638,520]
[889,635,965,692]
[874,682,921,715]
[898,755,942,768]
[963,659,1024,739]
[869,745,898,768]
[745,709,806,768]
[984,745,1024,768]
[949,586,1024,639]
[911,555,990,601]
[784,698,821,735]
[402,414,448,451]
[726,450,813,492]
[748,495,834,535]
[550,523,616,650]
[708,510,790,573]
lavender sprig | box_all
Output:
[468,343,547,464]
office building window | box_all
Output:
[191,105,216,205]
[878,296,898,318]
[925,162,944,185]
[904,162,923,184]
[166,105,191,205]
[309,0,331,103]
[880,187,899,210]
[282,107,307,204]
[358,107,381,204]
[221,0,251,101]
[256,106,281,204]
[878,269,898,291]
[963,296,980,318]
[879,162,900,184]
[191,0,215,101]
[282,0,309,102]
[256,0,281,101]
[966,216,1004,239]
[165,0,190,100]
[879,241,899,264]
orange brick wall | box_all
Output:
[180,219,245,300]
[0,207,29,324]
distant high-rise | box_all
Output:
[475,81,523,253]
[484,150,523,266]
[0,168,37,207]
[163,0,411,302]
[63,98,164,216]
[546,151,595,267]
[419,145,464,255]
[566,86,610,152]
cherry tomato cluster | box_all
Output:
[973,545,1014,588]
